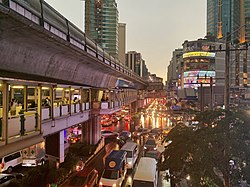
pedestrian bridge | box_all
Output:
[0,0,151,161]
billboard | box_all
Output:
[183,52,216,59]
[183,70,215,89]
[184,71,215,78]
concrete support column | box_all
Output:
[59,130,65,163]
[62,89,65,100]
[23,85,28,111]
[88,118,93,144]
[2,82,9,144]
[50,86,54,119]
[88,89,92,109]
[34,88,38,104]
[45,131,64,166]
[91,115,100,144]
[10,87,14,101]
[69,87,72,115]
[80,87,83,112]
[37,85,42,133]
[81,121,90,145]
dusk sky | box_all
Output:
[45,0,206,82]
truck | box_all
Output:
[22,142,46,167]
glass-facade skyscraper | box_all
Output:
[207,0,249,43]
[85,0,119,58]
[245,0,250,42]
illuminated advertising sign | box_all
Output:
[183,52,216,59]
[183,71,215,78]
[183,70,216,89]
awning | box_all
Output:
[0,134,44,158]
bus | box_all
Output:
[120,142,139,169]
[99,150,127,187]
[132,157,158,187]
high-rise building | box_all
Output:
[245,0,250,42]
[118,23,126,65]
[85,0,119,58]
[207,0,249,43]
[125,51,147,77]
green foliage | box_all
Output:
[21,165,49,187]
[159,110,250,187]
[69,143,96,156]
[6,179,22,187]
[60,152,78,171]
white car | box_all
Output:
[0,173,24,186]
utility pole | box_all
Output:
[224,32,230,110]
[210,77,213,110]
[200,82,204,112]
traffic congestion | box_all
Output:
[0,98,175,187]
[96,98,173,187]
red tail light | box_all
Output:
[1,163,4,169]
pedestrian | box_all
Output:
[73,97,78,103]
[10,98,18,116]
[44,97,51,107]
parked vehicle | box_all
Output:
[120,142,139,169]
[22,142,46,167]
[0,151,22,173]
[99,150,127,187]
[132,157,158,187]
[0,173,24,186]
[66,167,98,187]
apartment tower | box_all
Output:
[85,0,119,58]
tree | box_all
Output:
[158,110,250,187]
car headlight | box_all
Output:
[112,184,117,187]
[154,147,157,150]
[99,181,103,186]
[144,146,147,149]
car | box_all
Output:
[118,131,132,141]
[101,130,118,139]
[144,138,157,152]
[144,150,161,161]
[0,151,23,173]
[0,173,24,186]
[133,128,150,138]
[68,134,81,144]
[150,128,163,135]
[66,167,98,187]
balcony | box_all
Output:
[92,101,123,114]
